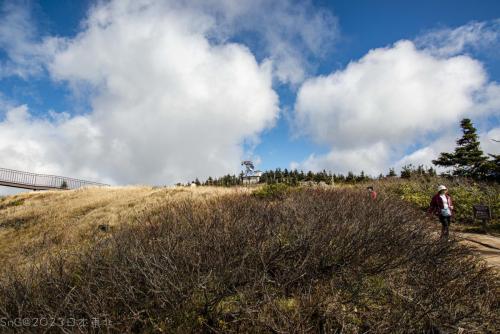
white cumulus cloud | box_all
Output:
[0,0,338,192]
[296,142,391,176]
[0,0,281,186]
[293,38,500,175]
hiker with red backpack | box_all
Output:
[428,185,454,239]
[367,186,377,200]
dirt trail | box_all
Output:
[457,233,500,270]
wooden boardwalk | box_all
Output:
[0,167,108,191]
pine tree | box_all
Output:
[387,168,396,177]
[356,171,366,182]
[346,171,355,183]
[433,119,489,178]
[400,165,412,179]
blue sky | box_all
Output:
[258,0,500,170]
[0,0,499,190]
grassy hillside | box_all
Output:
[0,186,247,268]
[0,184,498,333]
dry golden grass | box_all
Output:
[0,185,250,269]
[1,179,498,271]
[0,186,497,332]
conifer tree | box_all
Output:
[400,165,412,179]
[427,167,436,176]
[346,171,355,183]
[387,168,396,177]
[433,118,489,178]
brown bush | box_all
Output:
[0,188,498,333]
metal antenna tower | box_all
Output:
[241,160,255,177]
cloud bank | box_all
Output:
[0,0,279,185]
[1,0,279,184]
[293,34,500,175]
[0,0,336,187]
[0,1,498,189]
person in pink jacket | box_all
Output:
[428,185,454,239]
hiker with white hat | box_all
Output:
[428,185,454,239]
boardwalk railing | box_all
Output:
[0,167,109,191]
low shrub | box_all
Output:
[377,176,500,225]
[0,198,25,211]
[252,183,290,199]
[0,189,498,333]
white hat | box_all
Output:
[437,185,447,191]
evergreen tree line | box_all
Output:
[182,165,438,187]
[180,118,498,187]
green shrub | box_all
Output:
[253,183,290,199]
[379,177,499,225]
[0,198,25,211]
